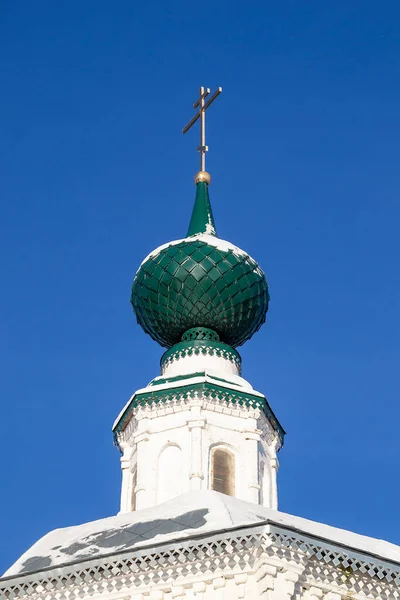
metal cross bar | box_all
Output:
[182,86,222,173]
[193,87,210,109]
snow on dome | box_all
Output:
[137,233,249,272]
[131,233,269,349]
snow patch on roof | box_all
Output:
[142,372,258,396]
[150,371,254,392]
[4,491,400,579]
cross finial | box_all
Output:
[182,86,222,183]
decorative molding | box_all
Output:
[2,523,399,599]
[117,414,137,449]
[114,382,284,451]
[187,418,206,430]
[160,342,242,375]
[257,415,281,450]
[133,431,151,444]
[244,429,262,441]
[181,327,220,343]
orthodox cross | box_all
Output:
[182,86,222,173]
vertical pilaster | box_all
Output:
[188,414,205,490]
[244,429,261,503]
[270,439,280,510]
[119,443,133,513]
[134,431,150,510]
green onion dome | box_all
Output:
[131,179,269,349]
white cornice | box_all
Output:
[2,520,399,599]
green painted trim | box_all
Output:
[149,371,206,387]
[181,327,220,342]
[149,370,244,388]
[186,182,217,237]
[160,339,242,372]
[113,382,285,449]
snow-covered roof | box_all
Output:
[4,491,400,579]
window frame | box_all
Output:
[209,446,236,496]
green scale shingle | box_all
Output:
[131,181,269,348]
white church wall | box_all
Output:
[118,393,280,512]
[132,420,192,510]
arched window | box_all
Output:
[156,444,183,504]
[210,448,235,496]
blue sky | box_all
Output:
[1,0,400,573]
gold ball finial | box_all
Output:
[194,170,211,185]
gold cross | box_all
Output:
[182,86,222,173]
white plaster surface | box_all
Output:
[161,352,241,378]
